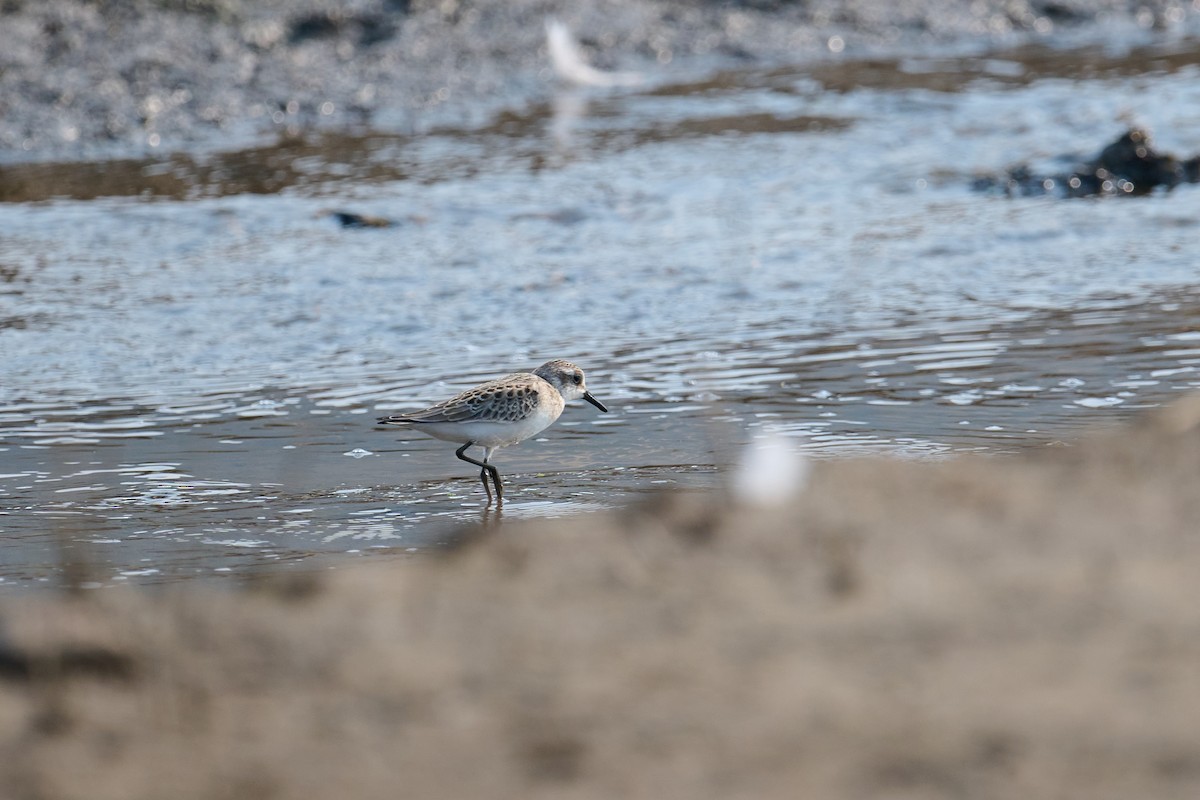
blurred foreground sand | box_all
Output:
[3,396,1200,799]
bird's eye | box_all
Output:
[572,373,582,385]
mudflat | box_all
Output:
[3,3,1200,795]
[1,0,1192,157]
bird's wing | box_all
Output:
[377,375,541,425]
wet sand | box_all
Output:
[2,395,1200,798]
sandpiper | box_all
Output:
[376,359,608,503]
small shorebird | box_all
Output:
[376,359,608,503]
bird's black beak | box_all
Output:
[583,392,608,413]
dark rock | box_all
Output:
[329,210,396,228]
[1092,128,1184,194]
[975,128,1200,199]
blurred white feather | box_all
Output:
[545,18,643,88]
[731,432,810,508]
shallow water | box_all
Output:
[4,35,1200,589]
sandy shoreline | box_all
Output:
[1,0,1196,160]
[2,396,1200,798]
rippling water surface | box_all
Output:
[4,35,1200,589]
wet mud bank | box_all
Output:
[5,32,1200,203]
[2,0,1199,160]
[3,394,1200,798]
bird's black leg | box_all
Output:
[478,467,492,502]
[486,463,503,502]
[455,442,503,504]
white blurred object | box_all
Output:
[731,432,810,507]
[545,18,643,88]
[549,89,588,148]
